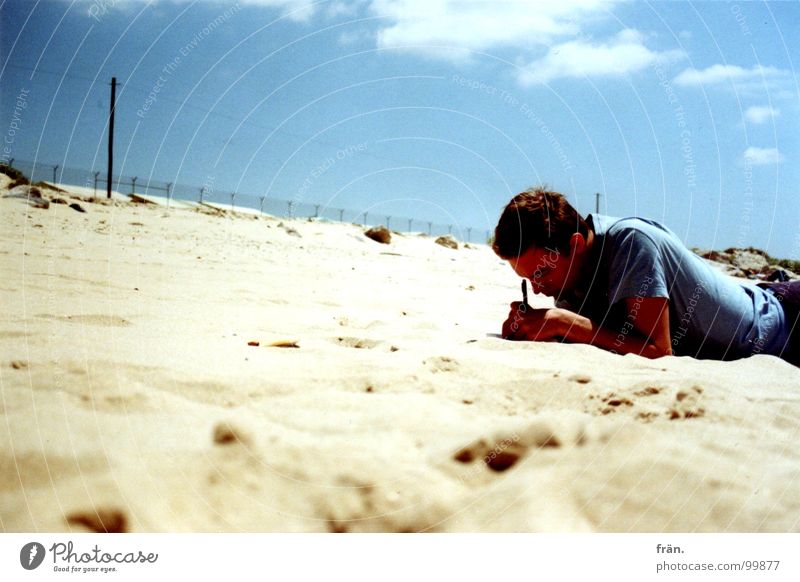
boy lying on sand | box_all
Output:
[494,188,799,364]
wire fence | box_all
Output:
[8,159,491,244]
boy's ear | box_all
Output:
[569,232,586,256]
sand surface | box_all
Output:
[2,182,799,532]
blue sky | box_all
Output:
[1,0,798,256]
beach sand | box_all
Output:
[2,181,799,532]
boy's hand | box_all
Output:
[502,303,570,341]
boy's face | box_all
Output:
[508,243,583,298]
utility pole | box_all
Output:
[107,77,117,199]
[595,192,601,214]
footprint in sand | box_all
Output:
[596,385,657,417]
[77,391,150,413]
[599,394,634,415]
[331,336,382,350]
[2,452,107,491]
[0,330,28,339]
[206,423,263,492]
[634,386,663,397]
[668,386,705,419]
[452,418,588,473]
[68,362,244,408]
[423,356,459,373]
[40,314,131,327]
[592,383,705,422]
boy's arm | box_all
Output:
[503,297,673,358]
[560,296,673,358]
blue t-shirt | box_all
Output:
[558,214,789,360]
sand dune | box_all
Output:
[1,184,799,532]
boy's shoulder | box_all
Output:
[591,214,673,239]
[590,214,687,255]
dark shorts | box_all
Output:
[757,280,800,366]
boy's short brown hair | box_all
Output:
[492,187,590,258]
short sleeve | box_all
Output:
[607,228,670,305]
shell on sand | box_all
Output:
[267,339,300,348]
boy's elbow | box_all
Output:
[647,344,672,359]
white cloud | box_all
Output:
[369,0,616,60]
[79,0,700,90]
[327,0,367,18]
[744,147,784,166]
[673,64,789,89]
[517,29,685,85]
[744,105,780,125]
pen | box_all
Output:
[521,279,528,309]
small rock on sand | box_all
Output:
[67,508,128,533]
[213,422,251,445]
[435,235,458,249]
[364,225,391,244]
[9,185,42,198]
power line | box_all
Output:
[4,63,512,199]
